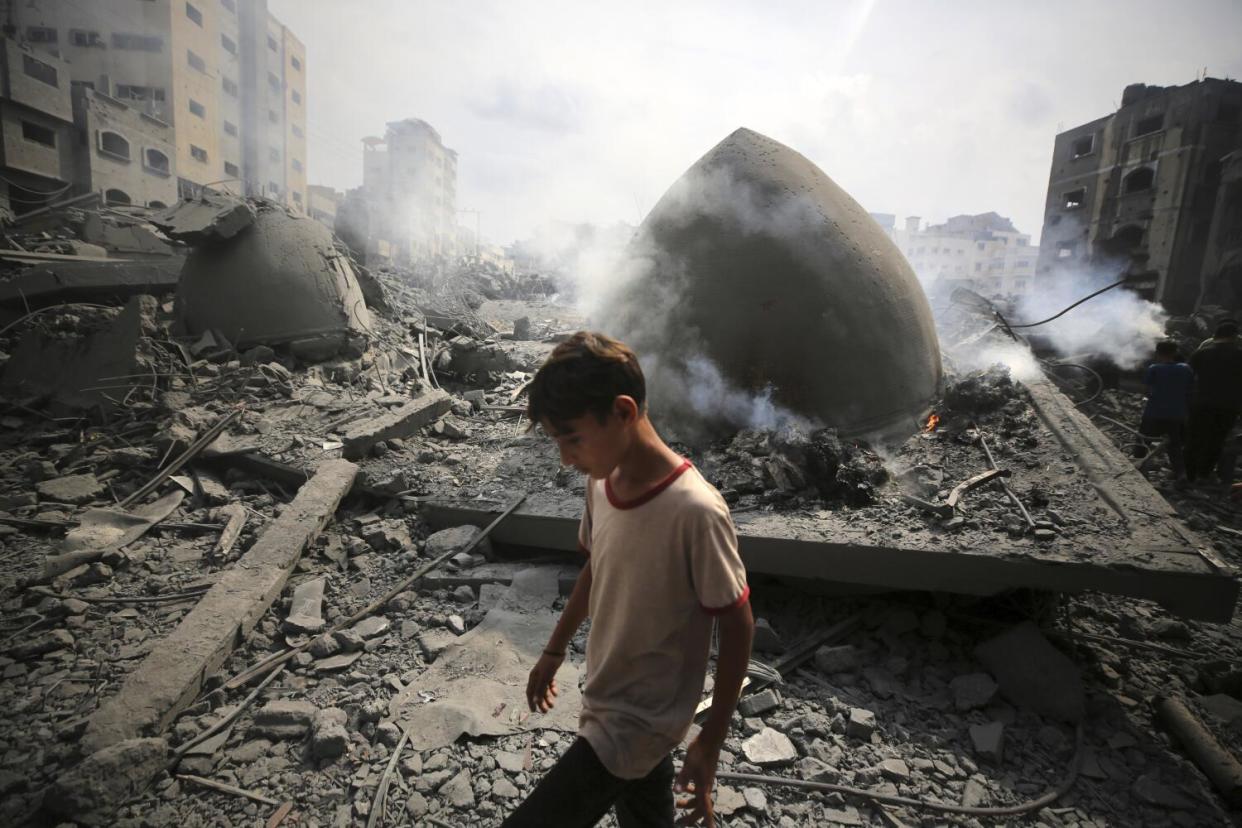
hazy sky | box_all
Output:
[270,0,1242,246]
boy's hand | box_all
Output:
[526,651,564,713]
[674,735,721,826]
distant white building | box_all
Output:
[874,212,1038,301]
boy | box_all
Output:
[1187,320,1242,484]
[1136,340,1193,482]
[502,332,754,828]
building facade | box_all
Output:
[71,84,177,208]
[881,212,1037,301]
[307,183,341,231]
[10,0,307,210]
[361,118,458,262]
[0,38,74,216]
[1036,79,1242,314]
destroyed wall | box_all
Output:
[71,85,177,208]
[602,127,942,443]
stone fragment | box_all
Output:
[439,769,476,808]
[1131,773,1196,809]
[283,577,326,634]
[751,617,784,653]
[1200,693,1242,729]
[447,614,467,635]
[452,585,476,604]
[253,700,316,739]
[333,629,366,652]
[741,728,797,766]
[405,792,428,817]
[878,758,910,781]
[496,751,525,773]
[341,391,452,459]
[492,777,520,798]
[353,616,391,639]
[37,473,104,504]
[228,739,271,764]
[961,778,987,808]
[737,688,781,718]
[314,651,362,672]
[969,721,1004,763]
[46,738,168,826]
[311,707,349,759]
[862,666,898,699]
[1149,618,1192,642]
[743,787,767,812]
[714,785,746,815]
[426,525,493,561]
[974,621,1084,722]
[375,721,402,747]
[9,629,75,659]
[814,644,858,674]
[950,673,998,711]
[308,633,341,659]
[846,708,876,741]
[418,630,455,662]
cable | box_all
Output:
[1009,276,1132,329]
[0,173,73,198]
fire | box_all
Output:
[924,413,941,432]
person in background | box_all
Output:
[1187,320,1242,486]
[1136,340,1193,482]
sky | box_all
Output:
[269,0,1242,247]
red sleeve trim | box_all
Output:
[701,584,750,616]
[577,542,591,557]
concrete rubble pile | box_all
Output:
[0,186,1238,827]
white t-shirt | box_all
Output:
[577,459,749,779]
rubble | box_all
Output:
[45,738,169,826]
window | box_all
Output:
[221,0,236,12]
[268,109,279,123]
[224,160,240,177]
[26,26,58,44]
[116,84,166,102]
[1123,167,1155,194]
[222,77,238,97]
[268,72,281,89]
[1071,135,1094,159]
[1134,114,1163,137]
[112,33,162,51]
[291,90,301,104]
[189,99,206,118]
[1062,188,1086,209]
[291,124,304,138]
[269,147,281,162]
[190,144,208,163]
[223,120,238,136]
[185,2,203,26]
[70,29,105,48]
[292,191,303,204]
[221,34,237,55]
[22,54,58,87]
[21,121,56,147]
[98,130,131,160]
[267,35,278,51]
[291,56,301,71]
[974,262,982,272]
[104,189,132,205]
[187,50,206,72]
[148,201,168,209]
[144,148,170,174]
[268,181,280,194]
[292,158,303,172]
[1057,241,1076,259]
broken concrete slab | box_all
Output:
[36,473,105,505]
[252,700,316,740]
[283,577,326,634]
[0,258,181,312]
[341,390,451,459]
[742,727,797,766]
[45,737,168,826]
[970,721,1005,763]
[82,459,357,755]
[310,708,349,759]
[950,673,998,711]
[847,708,876,741]
[151,194,255,245]
[974,622,1085,723]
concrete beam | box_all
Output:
[82,459,358,754]
[342,390,451,459]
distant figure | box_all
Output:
[1137,340,1193,481]
[1186,320,1242,484]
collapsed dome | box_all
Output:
[601,127,942,444]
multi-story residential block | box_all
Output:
[71,84,177,208]
[1036,79,1242,314]
[0,38,74,215]
[11,0,307,210]
[307,184,341,232]
[879,212,1037,300]
[361,118,458,262]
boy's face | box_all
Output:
[543,398,636,479]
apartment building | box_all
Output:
[71,83,177,208]
[11,0,307,210]
[0,38,74,215]
[880,212,1037,301]
[361,118,458,262]
[1036,79,1242,314]
[307,183,341,231]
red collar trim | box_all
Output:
[605,459,692,510]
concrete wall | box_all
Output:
[74,87,177,208]
[307,184,339,229]
[0,38,74,213]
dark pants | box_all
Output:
[1186,406,1239,481]
[500,738,674,828]
[1135,417,1187,478]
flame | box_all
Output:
[924,413,940,432]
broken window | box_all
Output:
[224,160,240,177]
[26,26,58,44]
[70,29,105,48]
[268,181,280,194]
[221,34,237,55]
[291,90,301,104]
[116,84,166,102]
[223,120,238,136]
[22,54,58,87]
[1123,167,1155,194]
[222,77,239,97]
[112,33,162,51]
[1134,114,1163,137]
[20,121,55,147]
[186,2,203,26]
[1057,241,1076,258]
[144,148,170,174]
[1062,188,1085,209]
[189,99,206,118]
[187,50,206,72]
[268,71,281,89]
[104,188,132,205]
[98,130,130,160]
[1071,134,1094,159]
[190,144,208,163]
[291,55,301,71]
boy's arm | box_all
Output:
[675,600,754,826]
[526,560,592,713]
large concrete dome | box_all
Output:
[602,127,941,443]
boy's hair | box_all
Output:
[1215,319,1239,338]
[527,331,646,430]
[1155,340,1178,357]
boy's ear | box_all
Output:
[612,395,639,423]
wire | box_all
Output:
[1008,276,1132,329]
[0,173,73,199]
